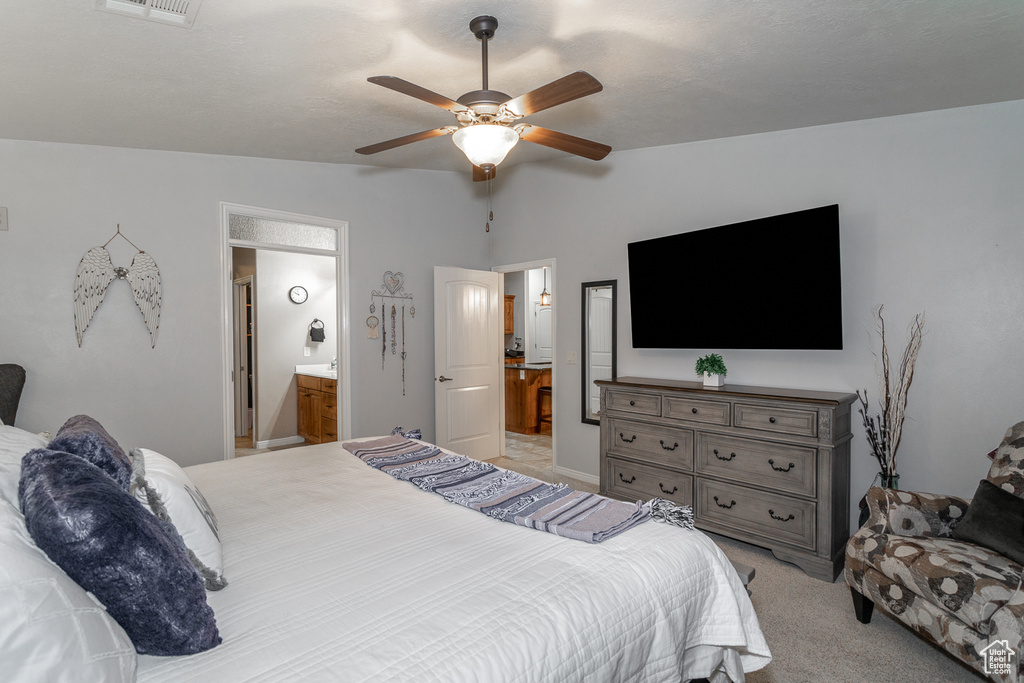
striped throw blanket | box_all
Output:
[343,435,650,543]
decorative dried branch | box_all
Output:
[858,305,924,480]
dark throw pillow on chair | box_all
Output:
[48,415,132,491]
[18,448,221,656]
[952,479,1024,566]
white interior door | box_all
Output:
[534,302,553,362]
[434,266,502,459]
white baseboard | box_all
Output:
[254,435,306,450]
[553,464,600,486]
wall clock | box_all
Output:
[289,286,308,304]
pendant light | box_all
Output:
[540,267,551,306]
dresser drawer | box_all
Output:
[321,378,337,393]
[321,395,338,420]
[606,457,692,506]
[734,403,817,438]
[605,390,661,416]
[663,396,730,426]
[696,479,816,550]
[607,419,693,471]
[697,434,816,497]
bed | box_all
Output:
[3,428,770,682]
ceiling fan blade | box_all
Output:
[472,165,497,182]
[517,125,611,161]
[502,71,603,118]
[355,127,457,155]
[367,76,470,114]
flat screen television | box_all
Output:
[627,204,843,350]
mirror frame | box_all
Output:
[581,280,617,425]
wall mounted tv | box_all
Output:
[627,204,843,350]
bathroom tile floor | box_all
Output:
[483,432,599,494]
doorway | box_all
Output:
[220,203,350,459]
[492,259,556,479]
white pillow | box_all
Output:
[0,426,47,506]
[0,499,137,682]
[131,448,226,590]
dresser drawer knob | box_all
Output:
[769,416,777,424]
[713,496,736,509]
[629,400,636,406]
[769,509,795,522]
[768,459,795,473]
[691,407,698,414]
[713,449,736,461]
[619,433,637,443]
[619,473,636,484]
[660,440,679,451]
[659,483,678,495]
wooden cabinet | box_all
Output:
[505,366,552,434]
[503,295,515,335]
[598,376,856,581]
[297,374,338,444]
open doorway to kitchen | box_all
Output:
[220,204,350,459]
[491,259,555,481]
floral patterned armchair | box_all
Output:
[846,422,1024,682]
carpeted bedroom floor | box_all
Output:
[488,437,983,682]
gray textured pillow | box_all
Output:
[953,479,1024,566]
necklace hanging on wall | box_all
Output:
[73,224,162,348]
[367,270,415,391]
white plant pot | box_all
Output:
[703,372,725,387]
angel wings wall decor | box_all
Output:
[73,226,162,348]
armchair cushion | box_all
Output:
[953,479,1024,565]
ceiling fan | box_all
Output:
[355,15,611,181]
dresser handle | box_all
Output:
[713,496,736,509]
[659,483,678,495]
[768,416,777,424]
[619,433,637,443]
[769,509,795,522]
[629,400,636,406]
[691,407,698,414]
[713,449,736,461]
[619,473,636,484]
[660,440,679,451]
[768,459,795,472]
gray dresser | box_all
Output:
[598,376,857,581]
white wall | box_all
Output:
[0,140,488,466]
[490,99,1024,530]
[254,249,336,443]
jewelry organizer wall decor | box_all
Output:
[367,271,415,395]
[74,225,163,348]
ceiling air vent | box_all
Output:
[95,0,203,28]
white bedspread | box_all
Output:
[136,441,770,682]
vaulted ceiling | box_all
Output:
[3,1,1023,174]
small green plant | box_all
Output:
[695,353,727,377]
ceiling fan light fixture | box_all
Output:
[452,124,519,168]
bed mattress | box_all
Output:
[136,440,770,682]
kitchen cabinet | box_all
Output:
[505,365,552,435]
[503,295,515,334]
[297,374,338,444]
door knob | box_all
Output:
[437,375,454,382]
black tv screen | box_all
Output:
[627,205,843,350]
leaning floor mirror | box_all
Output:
[581,280,617,425]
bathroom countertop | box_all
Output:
[295,364,337,380]
[504,363,552,371]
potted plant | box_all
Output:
[695,353,727,387]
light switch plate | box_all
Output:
[0,207,8,231]
[303,346,311,357]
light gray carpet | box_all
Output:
[711,533,984,682]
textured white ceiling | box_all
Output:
[2,0,1023,174]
